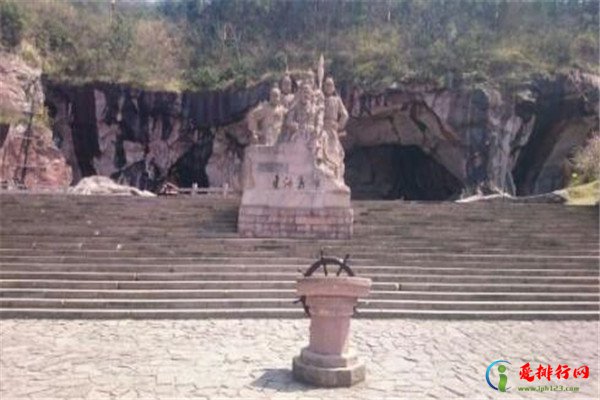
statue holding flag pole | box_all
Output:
[238,54,353,239]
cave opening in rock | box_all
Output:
[166,142,212,189]
[0,124,9,148]
[344,144,464,200]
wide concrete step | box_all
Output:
[0,308,597,320]
[0,201,588,210]
[0,245,600,259]
[0,279,398,290]
[1,298,598,312]
[1,240,596,254]
[21,222,591,230]
[2,197,590,211]
[2,213,595,223]
[1,194,597,320]
[2,224,596,234]
[2,279,597,293]
[1,211,594,222]
[0,255,597,267]
[1,223,595,234]
[2,271,597,285]
[0,240,594,254]
[1,201,591,213]
[0,242,588,256]
[2,288,598,302]
[1,254,596,266]
[0,256,319,265]
[1,263,597,276]
[396,282,600,293]
[5,223,593,233]
[1,214,598,223]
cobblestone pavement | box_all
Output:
[0,319,598,400]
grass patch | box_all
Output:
[560,181,599,206]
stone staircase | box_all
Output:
[0,193,598,319]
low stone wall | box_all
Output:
[238,206,353,239]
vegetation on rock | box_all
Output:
[0,0,597,91]
[560,180,599,206]
[570,135,600,186]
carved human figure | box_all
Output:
[281,83,323,147]
[303,70,325,112]
[319,77,349,180]
[323,77,349,137]
[281,75,296,109]
[247,87,287,146]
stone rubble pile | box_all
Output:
[68,176,155,197]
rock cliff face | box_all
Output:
[512,72,599,195]
[0,53,71,188]
[43,80,270,191]
[40,72,598,200]
[342,84,520,199]
[342,74,598,199]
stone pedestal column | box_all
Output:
[292,276,371,387]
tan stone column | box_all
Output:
[293,277,371,387]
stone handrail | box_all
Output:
[0,182,240,197]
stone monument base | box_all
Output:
[238,206,352,239]
[292,348,366,387]
[238,143,353,239]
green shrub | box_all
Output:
[2,0,598,91]
[570,33,599,70]
[571,135,600,185]
[186,66,220,90]
[0,1,24,49]
[19,41,42,68]
[269,51,288,72]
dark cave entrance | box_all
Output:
[166,142,211,188]
[344,145,464,200]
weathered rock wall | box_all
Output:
[512,71,599,195]
[343,83,539,198]
[0,52,71,188]
[40,72,598,199]
[341,74,597,199]
[43,80,270,191]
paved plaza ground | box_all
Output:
[0,319,598,400]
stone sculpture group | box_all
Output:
[246,71,349,186]
[238,62,354,239]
